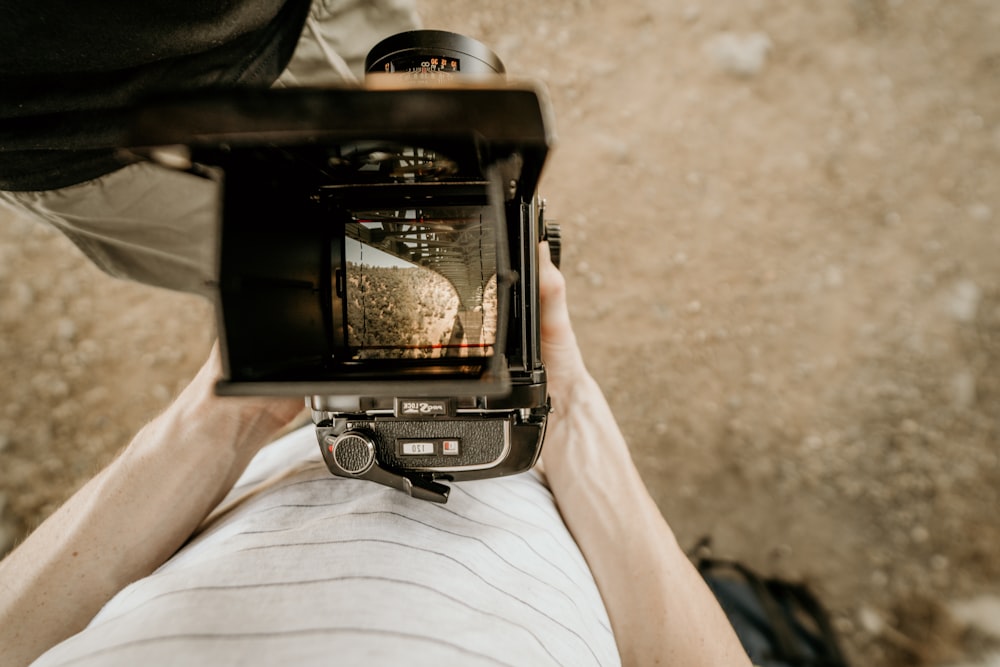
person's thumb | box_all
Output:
[538,242,586,396]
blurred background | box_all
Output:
[1,2,998,665]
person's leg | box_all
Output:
[276,0,421,86]
[0,163,219,295]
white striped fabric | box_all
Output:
[32,427,621,666]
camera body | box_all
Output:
[308,177,553,502]
[126,32,556,502]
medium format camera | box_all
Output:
[127,31,559,502]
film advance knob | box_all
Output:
[326,431,376,475]
[544,221,561,269]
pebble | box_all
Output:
[825,265,844,287]
[704,31,773,77]
[11,282,34,307]
[802,434,824,450]
[968,203,993,223]
[948,280,981,322]
[56,317,77,341]
[858,604,885,634]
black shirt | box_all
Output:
[0,0,311,190]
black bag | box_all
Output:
[697,557,851,667]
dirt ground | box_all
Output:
[1,2,999,665]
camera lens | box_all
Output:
[365,30,505,78]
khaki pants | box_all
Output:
[0,0,419,296]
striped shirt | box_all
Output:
[32,427,621,666]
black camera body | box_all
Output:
[307,169,554,503]
[126,32,557,502]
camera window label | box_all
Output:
[397,438,462,456]
[401,441,436,456]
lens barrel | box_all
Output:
[365,30,505,78]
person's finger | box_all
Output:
[538,241,573,346]
[538,242,586,394]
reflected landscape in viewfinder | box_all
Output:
[344,207,498,360]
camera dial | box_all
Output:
[325,432,376,475]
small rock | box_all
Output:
[802,434,824,450]
[151,384,171,403]
[704,32,773,77]
[968,203,993,223]
[859,605,884,634]
[12,282,34,306]
[56,317,77,341]
[825,265,844,287]
[948,280,981,323]
[595,133,631,164]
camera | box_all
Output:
[126,31,559,502]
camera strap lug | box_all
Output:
[364,465,451,503]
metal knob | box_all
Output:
[326,431,376,475]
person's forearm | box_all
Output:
[544,373,751,667]
[0,352,301,667]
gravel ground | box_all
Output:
[2,2,999,665]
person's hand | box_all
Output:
[0,342,305,667]
[535,242,753,667]
[538,241,588,407]
[536,241,598,474]
[165,342,305,459]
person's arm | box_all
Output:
[537,243,751,667]
[0,345,303,667]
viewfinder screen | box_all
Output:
[344,206,498,360]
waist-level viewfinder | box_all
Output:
[127,30,558,502]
